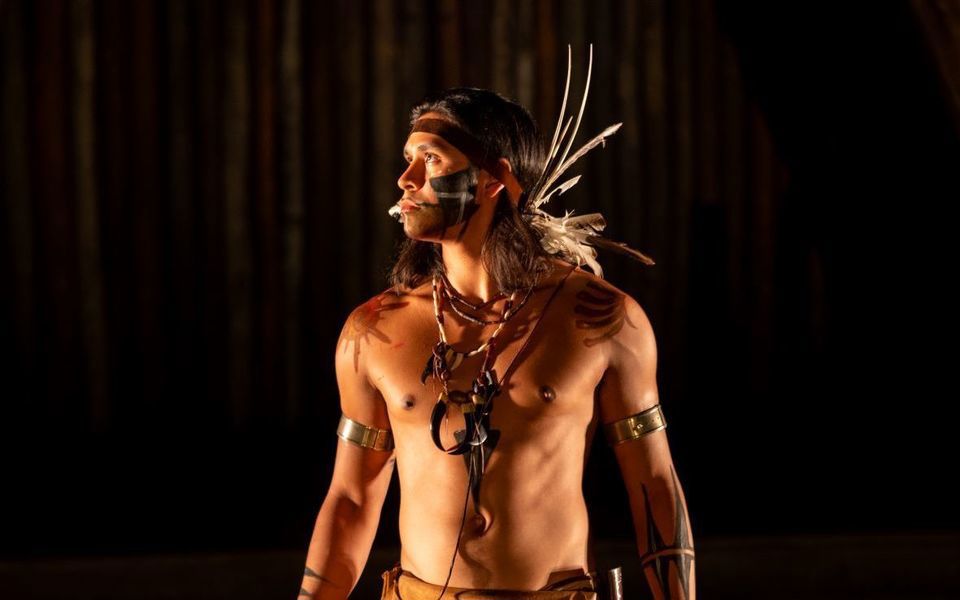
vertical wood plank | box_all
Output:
[461,1,491,86]
[620,0,647,268]
[166,0,200,422]
[515,0,535,109]
[491,0,514,96]
[437,0,461,88]
[96,0,133,425]
[1,0,37,415]
[695,0,719,208]
[398,0,427,115]
[70,0,109,430]
[335,0,366,306]
[30,0,82,420]
[223,0,253,427]
[588,0,617,280]
[195,0,228,424]
[278,0,304,424]
[719,38,746,324]
[130,0,166,420]
[371,0,399,292]
[639,0,669,320]
[301,0,340,422]
[748,107,779,394]
[253,0,282,422]
[535,0,557,135]
[667,0,695,400]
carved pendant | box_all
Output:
[420,342,468,384]
[453,426,500,506]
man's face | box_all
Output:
[396,125,477,242]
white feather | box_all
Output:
[521,44,653,275]
[533,175,581,210]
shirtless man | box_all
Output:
[299,86,695,599]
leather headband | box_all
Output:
[410,117,524,205]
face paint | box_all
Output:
[430,166,478,229]
[390,166,479,241]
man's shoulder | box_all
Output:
[559,264,652,349]
[342,283,430,332]
[336,282,433,376]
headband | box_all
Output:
[410,117,525,206]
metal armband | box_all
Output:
[337,414,394,451]
[603,404,667,446]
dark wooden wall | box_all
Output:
[2,0,957,557]
[0,0,781,432]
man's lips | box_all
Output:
[400,198,438,213]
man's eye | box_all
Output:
[424,153,440,164]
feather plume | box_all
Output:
[534,175,581,209]
[585,235,656,266]
[522,44,655,276]
[539,122,622,197]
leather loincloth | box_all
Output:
[380,563,598,600]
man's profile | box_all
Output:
[299,50,695,600]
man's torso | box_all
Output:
[345,262,632,589]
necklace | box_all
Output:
[438,272,538,326]
[424,264,576,496]
[423,263,575,600]
[439,271,506,311]
[419,275,523,383]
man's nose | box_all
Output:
[397,161,423,192]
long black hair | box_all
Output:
[388,88,559,294]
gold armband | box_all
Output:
[337,414,394,451]
[603,404,667,446]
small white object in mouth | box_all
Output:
[387,204,402,219]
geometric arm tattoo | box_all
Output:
[639,465,695,599]
[298,566,339,598]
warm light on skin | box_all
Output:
[395,113,507,242]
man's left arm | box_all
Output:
[596,293,695,600]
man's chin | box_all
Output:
[401,219,442,242]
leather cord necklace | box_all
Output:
[438,270,537,326]
[424,263,576,600]
[427,264,575,481]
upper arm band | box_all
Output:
[603,403,667,446]
[337,414,394,451]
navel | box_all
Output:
[401,394,416,410]
[471,512,491,535]
[539,385,556,403]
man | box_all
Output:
[299,82,695,599]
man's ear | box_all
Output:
[481,158,513,200]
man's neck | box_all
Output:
[441,244,501,306]
[433,177,512,305]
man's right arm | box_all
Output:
[299,310,396,600]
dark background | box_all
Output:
[2,0,958,598]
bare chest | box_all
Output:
[366,309,607,439]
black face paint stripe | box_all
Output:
[429,167,478,229]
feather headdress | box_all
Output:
[523,44,655,278]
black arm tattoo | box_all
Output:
[640,465,695,598]
[299,566,342,599]
[303,566,337,585]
